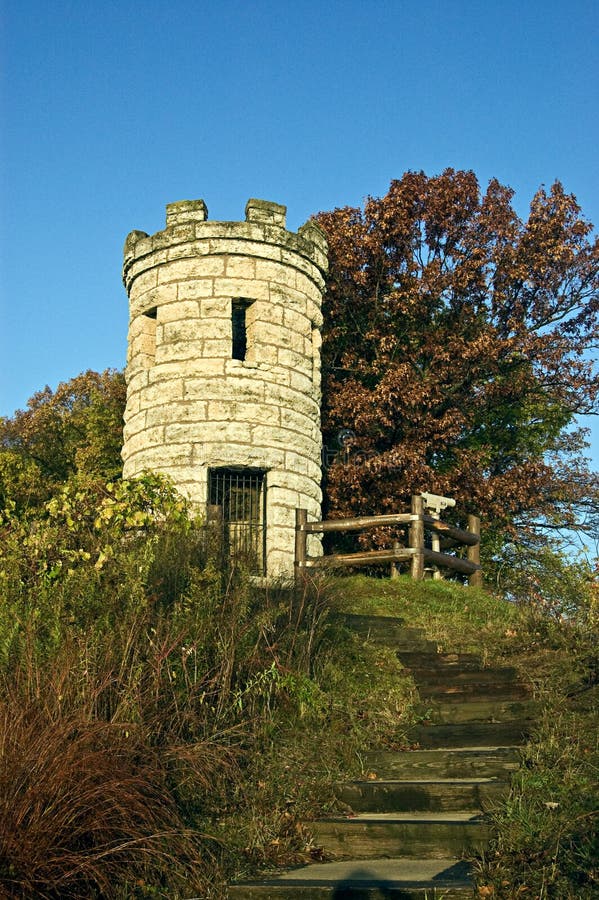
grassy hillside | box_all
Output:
[0,483,596,898]
[328,575,598,898]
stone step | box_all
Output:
[408,666,520,686]
[229,857,475,898]
[334,613,408,625]
[398,651,483,671]
[423,698,538,725]
[410,720,532,749]
[363,747,521,781]
[418,682,530,702]
[312,811,491,859]
[335,778,508,813]
[334,614,437,651]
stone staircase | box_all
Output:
[230,613,535,898]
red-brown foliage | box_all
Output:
[0,698,202,899]
[316,171,599,550]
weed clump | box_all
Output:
[0,701,205,899]
[473,598,599,898]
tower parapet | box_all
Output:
[122,199,327,577]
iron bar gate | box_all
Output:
[208,468,266,575]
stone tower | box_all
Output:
[122,198,328,577]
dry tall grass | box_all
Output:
[0,696,207,898]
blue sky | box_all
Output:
[1,0,598,464]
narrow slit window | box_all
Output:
[232,299,253,361]
[140,306,157,366]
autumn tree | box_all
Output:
[0,369,126,514]
[315,171,599,566]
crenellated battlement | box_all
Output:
[245,198,286,227]
[123,198,328,293]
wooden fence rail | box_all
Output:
[295,495,481,586]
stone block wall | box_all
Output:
[122,198,328,577]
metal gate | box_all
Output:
[208,468,266,575]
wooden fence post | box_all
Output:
[390,540,400,579]
[467,514,482,587]
[295,508,308,583]
[410,495,425,580]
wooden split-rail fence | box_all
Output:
[295,495,482,586]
